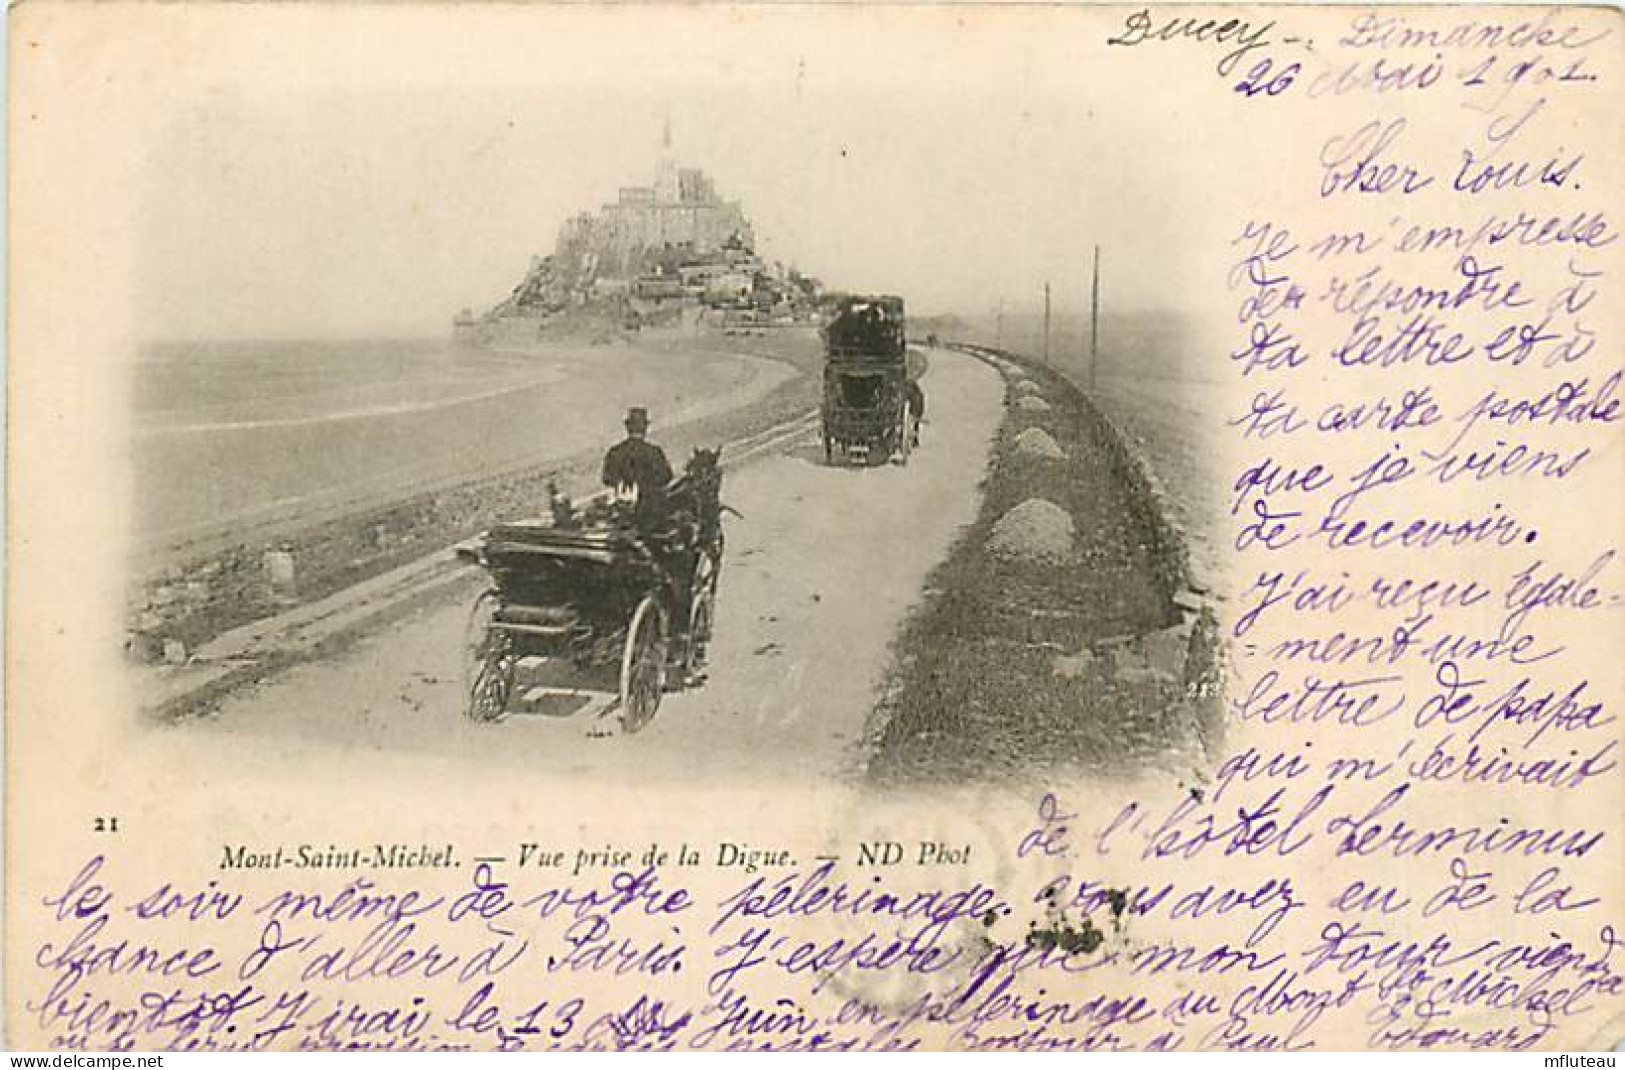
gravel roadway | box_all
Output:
[140,349,1005,788]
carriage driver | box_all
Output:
[906,377,925,447]
[602,406,674,528]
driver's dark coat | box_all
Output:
[906,379,925,418]
[602,436,674,525]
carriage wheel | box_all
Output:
[463,590,513,722]
[897,402,913,466]
[709,540,724,596]
[619,597,667,734]
[681,564,719,685]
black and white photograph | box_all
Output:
[8,3,1621,1052]
[114,9,1228,788]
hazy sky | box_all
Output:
[132,6,1242,339]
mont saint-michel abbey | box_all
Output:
[456,123,825,343]
[558,154,756,279]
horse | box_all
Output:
[658,447,729,679]
[667,447,725,549]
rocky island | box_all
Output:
[457,134,825,345]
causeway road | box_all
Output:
[135,348,1006,789]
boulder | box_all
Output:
[1013,379,1043,396]
[988,498,1075,565]
[1012,427,1065,460]
[264,550,297,591]
[1016,396,1052,413]
[1105,622,1190,685]
[126,631,164,665]
[1051,648,1096,680]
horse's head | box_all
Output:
[682,447,722,496]
[675,447,725,534]
[686,446,721,477]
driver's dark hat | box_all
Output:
[624,406,650,432]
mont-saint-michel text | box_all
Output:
[221,843,458,872]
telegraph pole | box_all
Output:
[1043,282,1051,363]
[995,298,1004,347]
[1089,244,1100,389]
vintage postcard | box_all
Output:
[6,1,1623,1052]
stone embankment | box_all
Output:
[867,343,1224,783]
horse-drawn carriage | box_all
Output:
[820,295,915,466]
[455,449,725,732]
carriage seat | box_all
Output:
[493,604,580,627]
